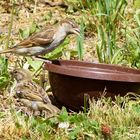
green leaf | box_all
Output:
[19,28,30,39]
[26,57,43,71]
[0,57,10,89]
[76,19,84,60]
[57,107,69,122]
[69,127,81,140]
[30,22,38,34]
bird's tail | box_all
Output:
[0,49,13,54]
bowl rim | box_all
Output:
[44,60,140,82]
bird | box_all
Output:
[0,19,80,57]
[18,99,60,117]
[11,68,52,104]
[11,68,60,116]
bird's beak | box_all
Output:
[70,28,80,35]
[9,70,13,75]
[9,70,14,80]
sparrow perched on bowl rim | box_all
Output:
[0,19,80,58]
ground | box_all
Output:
[0,0,140,139]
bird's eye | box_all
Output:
[72,24,75,28]
[14,70,18,74]
[70,22,75,28]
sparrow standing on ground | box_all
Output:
[18,99,60,117]
[12,68,60,116]
[0,19,80,57]
[11,68,51,103]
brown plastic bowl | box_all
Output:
[44,60,140,111]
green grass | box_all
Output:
[77,0,140,67]
[0,57,10,89]
[76,18,85,61]
[0,96,140,139]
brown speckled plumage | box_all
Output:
[12,69,60,116]
[0,19,80,56]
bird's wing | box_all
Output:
[15,27,56,47]
[15,81,43,101]
[16,81,51,104]
[32,81,52,103]
[37,102,60,114]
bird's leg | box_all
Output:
[32,56,52,63]
[31,56,51,89]
[32,56,52,88]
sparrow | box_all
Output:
[43,0,67,8]
[18,99,60,117]
[11,68,60,116]
[0,19,80,57]
[11,68,51,104]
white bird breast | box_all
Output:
[53,26,67,43]
[16,46,45,55]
